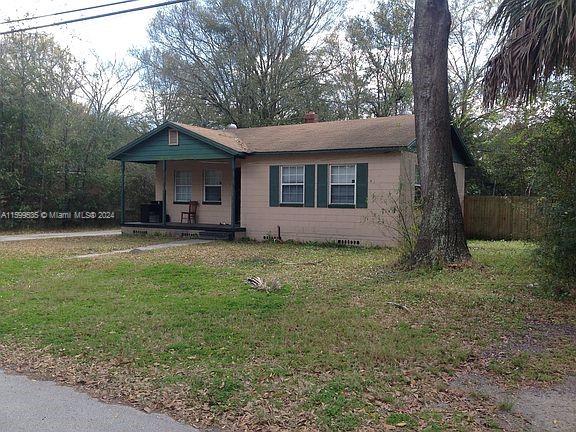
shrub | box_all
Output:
[533,110,576,295]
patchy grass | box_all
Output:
[0,234,174,258]
[0,238,574,431]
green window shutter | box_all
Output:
[356,163,369,208]
[305,164,315,207]
[269,165,280,207]
[317,164,328,208]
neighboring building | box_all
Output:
[108,114,473,246]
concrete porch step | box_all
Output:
[198,231,233,240]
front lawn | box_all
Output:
[0,238,574,430]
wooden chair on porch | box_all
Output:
[180,200,198,224]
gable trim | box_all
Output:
[405,126,474,167]
[108,121,245,161]
[450,126,475,166]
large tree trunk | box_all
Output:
[410,0,471,265]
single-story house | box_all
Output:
[108,114,473,246]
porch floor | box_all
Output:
[122,222,245,232]
[121,222,246,241]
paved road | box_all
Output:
[0,369,199,432]
[0,230,121,242]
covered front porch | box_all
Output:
[109,122,246,240]
[118,158,243,239]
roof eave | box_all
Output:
[245,146,406,156]
[108,121,172,160]
[404,129,474,167]
[451,125,475,167]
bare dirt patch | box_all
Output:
[449,319,576,431]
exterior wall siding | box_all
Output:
[123,128,231,162]
[240,153,401,246]
[155,160,233,224]
[151,153,466,246]
[399,151,466,212]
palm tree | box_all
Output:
[483,0,576,105]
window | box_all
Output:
[281,165,304,204]
[330,164,356,205]
[204,168,222,203]
[414,164,421,203]
[174,170,192,203]
[168,129,179,146]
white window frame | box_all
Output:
[280,165,305,205]
[203,168,222,203]
[168,129,179,146]
[174,170,193,203]
[329,164,357,205]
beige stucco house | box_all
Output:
[109,114,473,246]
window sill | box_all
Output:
[279,203,304,207]
[173,201,191,205]
[202,201,222,205]
[328,204,356,209]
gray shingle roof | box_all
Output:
[229,115,416,153]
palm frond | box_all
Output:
[245,276,282,292]
[483,0,576,106]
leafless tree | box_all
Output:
[76,54,140,119]
[142,0,346,126]
[448,0,497,129]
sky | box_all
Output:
[0,0,373,111]
[0,0,374,63]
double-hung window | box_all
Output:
[203,168,222,203]
[330,164,356,205]
[174,170,193,203]
[281,165,304,204]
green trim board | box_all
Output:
[405,126,474,166]
[269,165,280,207]
[304,165,315,207]
[316,164,328,208]
[451,126,475,166]
[355,163,368,208]
[328,204,356,209]
[108,122,244,162]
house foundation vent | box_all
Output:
[132,229,148,235]
[180,232,200,239]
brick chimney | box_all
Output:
[304,111,319,123]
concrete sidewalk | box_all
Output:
[0,369,198,432]
[71,239,212,259]
[0,230,121,242]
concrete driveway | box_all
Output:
[0,369,198,432]
[0,230,121,242]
